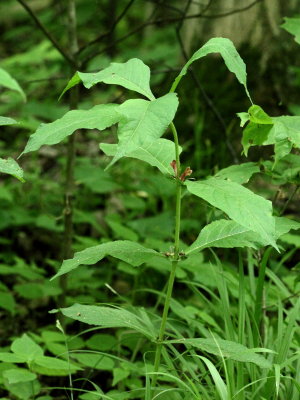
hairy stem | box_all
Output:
[152,123,182,391]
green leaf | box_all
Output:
[100,138,178,175]
[242,108,300,162]
[0,291,16,314]
[3,369,37,384]
[0,353,27,363]
[128,211,174,240]
[31,356,81,376]
[274,216,300,237]
[72,353,114,370]
[51,240,161,280]
[197,356,228,400]
[168,338,272,368]
[0,68,26,101]
[242,123,273,156]
[75,160,120,193]
[248,105,273,124]
[281,17,300,44]
[11,334,43,362]
[0,158,24,182]
[106,94,178,168]
[60,58,155,100]
[112,367,130,386]
[280,233,300,247]
[187,216,299,257]
[237,112,250,127]
[56,303,155,339]
[186,178,277,248]
[105,217,139,242]
[274,116,300,148]
[274,139,293,165]
[86,334,117,351]
[21,104,120,155]
[4,380,40,400]
[0,116,17,126]
[171,37,251,101]
[214,162,259,184]
[186,219,265,255]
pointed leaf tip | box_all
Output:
[51,240,161,280]
[171,37,252,102]
[186,178,277,249]
[22,103,121,155]
[60,58,155,100]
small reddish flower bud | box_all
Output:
[170,160,178,177]
[180,167,192,181]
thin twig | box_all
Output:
[143,0,184,15]
[23,76,68,84]
[280,185,299,216]
[198,0,214,16]
[78,0,136,54]
[16,0,75,67]
[21,67,182,86]
[82,0,262,66]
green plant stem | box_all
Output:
[152,122,182,391]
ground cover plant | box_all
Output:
[1,2,300,400]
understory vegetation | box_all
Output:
[0,1,300,399]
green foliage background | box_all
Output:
[0,1,300,399]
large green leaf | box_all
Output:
[186,216,300,255]
[214,162,259,184]
[186,178,277,248]
[185,215,300,256]
[168,338,272,368]
[106,93,178,168]
[171,37,251,101]
[51,240,161,280]
[0,67,26,101]
[281,17,300,44]
[56,303,156,339]
[0,158,24,182]
[186,220,264,255]
[21,104,120,155]
[0,116,17,126]
[60,58,155,100]
[100,138,178,175]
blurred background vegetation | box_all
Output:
[0,1,300,398]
